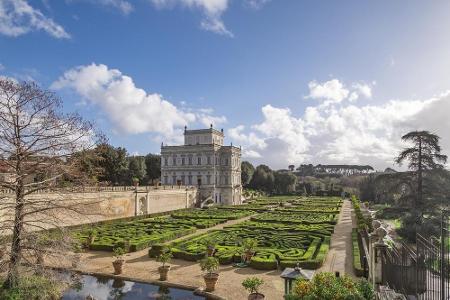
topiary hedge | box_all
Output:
[352,228,364,277]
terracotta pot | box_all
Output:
[158,265,170,281]
[112,259,124,275]
[244,251,255,262]
[203,273,219,292]
[248,293,265,300]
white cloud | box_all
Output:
[306,79,349,103]
[228,125,266,149]
[0,63,4,71]
[0,0,70,38]
[306,79,372,105]
[76,0,133,15]
[198,113,227,127]
[244,0,271,10]
[149,0,232,36]
[51,63,226,142]
[236,82,450,170]
[51,63,196,137]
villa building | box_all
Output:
[160,125,242,205]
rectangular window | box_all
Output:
[207,156,211,165]
[225,177,228,185]
[164,176,168,184]
[207,175,211,184]
[188,175,192,185]
[181,175,185,185]
[172,157,176,165]
[225,158,228,166]
[164,158,168,166]
[172,176,176,184]
[188,157,192,165]
[181,158,185,165]
[198,157,201,165]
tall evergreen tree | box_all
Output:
[241,161,255,187]
[395,131,447,209]
[127,156,147,185]
[144,154,161,184]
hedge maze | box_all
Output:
[73,209,250,252]
[74,196,342,271]
[163,196,342,270]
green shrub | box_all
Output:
[289,272,374,299]
[352,228,364,276]
[249,254,278,270]
[242,277,264,294]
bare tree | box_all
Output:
[0,79,100,288]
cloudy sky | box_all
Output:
[1,0,450,170]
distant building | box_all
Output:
[160,125,242,205]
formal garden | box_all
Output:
[71,196,343,273]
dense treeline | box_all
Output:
[241,161,345,196]
[79,143,161,186]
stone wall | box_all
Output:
[0,186,197,230]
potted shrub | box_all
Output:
[242,277,265,300]
[200,256,219,292]
[112,247,126,275]
[201,237,216,257]
[241,238,258,263]
[157,247,172,281]
[87,228,97,247]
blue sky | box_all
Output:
[1,0,450,170]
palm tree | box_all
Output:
[395,131,447,209]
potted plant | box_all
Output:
[157,247,172,281]
[201,238,216,257]
[112,247,126,275]
[242,277,265,300]
[241,238,258,263]
[200,256,219,292]
[87,228,97,247]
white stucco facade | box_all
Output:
[160,126,242,205]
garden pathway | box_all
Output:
[318,199,356,277]
[163,214,256,245]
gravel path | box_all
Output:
[318,199,356,277]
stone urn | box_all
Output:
[248,293,265,300]
[203,273,219,292]
[112,259,124,275]
[158,265,170,281]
